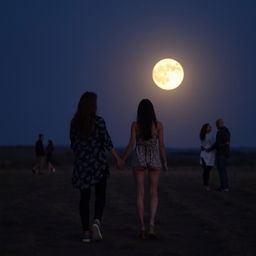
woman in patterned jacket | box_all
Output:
[70,92,123,243]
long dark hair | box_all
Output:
[200,123,209,141]
[71,92,97,138]
[47,140,54,151]
[137,99,157,140]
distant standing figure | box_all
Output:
[32,134,45,174]
[70,92,123,243]
[123,99,168,239]
[199,123,215,191]
[46,140,55,172]
[208,119,231,192]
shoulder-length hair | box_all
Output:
[71,92,97,138]
[137,99,157,140]
[200,123,209,141]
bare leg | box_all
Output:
[133,168,145,231]
[48,162,55,172]
[32,162,38,174]
[33,157,43,174]
[148,168,161,227]
[51,162,55,172]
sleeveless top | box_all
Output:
[131,131,161,168]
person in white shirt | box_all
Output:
[199,123,215,191]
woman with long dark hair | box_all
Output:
[123,99,168,239]
[70,92,123,243]
[199,123,215,191]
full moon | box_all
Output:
[152,58,184,90]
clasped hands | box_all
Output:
[116,158,125,169]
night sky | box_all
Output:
[1,0,256,148]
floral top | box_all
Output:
[70,116,113,189]
[131,131,161,169]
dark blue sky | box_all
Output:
[1,0,256,147]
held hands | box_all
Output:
[116,157,125,169]
[111,148,125,169]
[162,162,168,172]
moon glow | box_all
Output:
[152,58,184,90]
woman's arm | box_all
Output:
[206,135,217,152]
[100,118,114,151]
[100,117,124,168]
[158,122,168,171]
[110,148,124,169]
[123,122,137,162]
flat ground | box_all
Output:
[1,164,256,256]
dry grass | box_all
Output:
[1,160,256,255]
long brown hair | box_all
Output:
[137,99,157,140]
[200,123,209,141]
[71,92,97,138]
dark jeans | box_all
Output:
[79,177,107,231]
[201,159,212,186]
[216,155,229,189]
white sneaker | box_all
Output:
[81,232,91,243]
[91,220,103,241]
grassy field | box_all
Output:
[0,147,256,255]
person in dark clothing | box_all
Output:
[46,140,55,172]
[208,119,231,191]
[70,92,124,243]
[32,134,45,174]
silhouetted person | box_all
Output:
[199,123,215,191]
[32,134,45,174]
[46,140,55,173]
[70,92,123,243]
[208,119,231,192]
[123,99,168,239]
